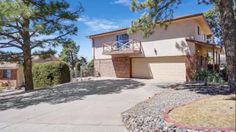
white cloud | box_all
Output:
[113,0,131,6]
[32,34,57,41]
[78,16,124,33]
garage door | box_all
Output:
[132,57,186,82]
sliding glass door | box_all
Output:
[116,34,129,48]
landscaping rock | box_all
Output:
[121,89,211,131]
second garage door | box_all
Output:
[132,57,186,82]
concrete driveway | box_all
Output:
[0,78,164,132]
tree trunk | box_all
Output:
[22,15,34,91]
[216,0,236,91]
[23,44,34,91]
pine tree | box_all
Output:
[59,41,80,69]
[204,6,222,44]
[0,0,83,91]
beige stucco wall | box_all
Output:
[17,65,25,86]
[93,19,201,59]
[132,56,186,82]
[93,34,116,59]
[131,38,195,57]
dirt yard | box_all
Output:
[169,94,236,129]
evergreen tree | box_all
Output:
[0,0,83,91]
[59,41,80,69]
[204,6,222,44]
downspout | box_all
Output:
[219,46,223,65]
[92,38,95,76]
[92,38,95,61]
[213,46,215,72]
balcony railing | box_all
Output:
[187,35,212,43]
[103,39,141,55]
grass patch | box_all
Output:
[169,94,236,129]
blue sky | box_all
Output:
[66,0,213,61]
[0,0,213,61]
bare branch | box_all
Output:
[30,30,37,37]
[0,51,23,61]
[0,45,13,48]
[0,42,22,49]
[6,31,19,35]
[0,32,23,45]
[30,31,73,49]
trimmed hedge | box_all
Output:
[33,61,70,88]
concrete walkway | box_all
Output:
[0,78,164,132]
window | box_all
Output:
[197,26,201,35]
[116,34,129,48]
[3,69,12,79]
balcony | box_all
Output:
[187,35,213,43]
[102,39,142,55]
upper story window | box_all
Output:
[116,34,129,44]
[2,69,12,79]
[197,26,201,35]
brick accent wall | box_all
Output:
[112,57,131,78]
[0,70,2,80]
[94,59,116,77]
[185,55,197,82]
[94,57,131,78]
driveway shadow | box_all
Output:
[0,79,144,111]
[156,83,232,95]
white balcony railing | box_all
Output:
[187,35,214,43]
[102,39,141,55]
[195,35,206,42]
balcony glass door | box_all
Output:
[116,34,129,48]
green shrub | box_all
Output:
[219,64,228,81]
[33,61,70,88]
[75,60,94,77]
[193,69,224,84]
[87,59,94,76]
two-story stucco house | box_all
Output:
[88,13,222,82]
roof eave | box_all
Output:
[186,39,222,49]
[88,13,210,39]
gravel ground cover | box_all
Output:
[121,84,231,132]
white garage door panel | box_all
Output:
[132,57,186,81]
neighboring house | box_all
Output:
[89,13,223,82]
[0,62,24,88]
[32,54,59,63]
[0,55,59,88]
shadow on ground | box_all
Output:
[156,83,233,95]
[225,96,236,101]
[0,79,144,111]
